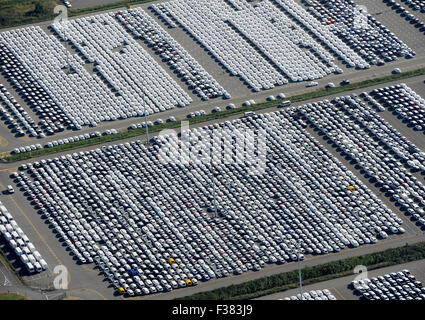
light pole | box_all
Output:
[143,103,149,143]
[295,239,303,300]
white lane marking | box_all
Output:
[0,268,12,286]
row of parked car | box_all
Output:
[371,83,425,131]
[158,0,290,91]
[10,96,414,295]
[276,0,367,68]
[384,0,425,30]
[150,3,178,28]
[298,92,425,230]
[0,83,41,138]
[226,0,339,82]
[282,289,337,300]
[0,42,72,136]
[115,8,228,101]
[304,0,416,64]
[11,130,119,155]
[0,201,47,273]
[399,0,425,12]
[351,269,425,300]
[49,13,192,126]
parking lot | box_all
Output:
[257,258,425,300]
[1,0,425,300]
[1,74,425,299]
[1,0,425,155]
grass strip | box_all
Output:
[69,0,155,17]
[2,67,425,163]
[0,0,155,30]
[0,293,27,300]
[0,0,59,30]
[177,242,425,300]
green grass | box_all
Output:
[178,242,425,300]
[0,0,60,29]
[69,0,154,17]
[0,293,27,300]
[2,67,425,163]
[0,0,155,29]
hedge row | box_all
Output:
[3,67,425,163]
[69,0,154,17]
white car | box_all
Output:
[306,81,318,87]
[7,185,14,194]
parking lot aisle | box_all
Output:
[2,60,425,158]
[0,187,113,298]
[0,136,8,148]
[332,287,347,300]
[65,287,109,300]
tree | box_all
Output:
[28,2,49,17]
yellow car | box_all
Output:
[118,287,126,295]
[168,258,175,264]
[185,279,193,286]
